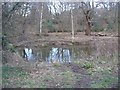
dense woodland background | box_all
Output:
[2,1,119,38]
[1,1,120,53]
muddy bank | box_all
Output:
[13,32,118,47]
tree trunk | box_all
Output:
[39,3,43,35]
[85,20,91,36]
[81,2,92,36]
[22,21,26,34]
[71,9,74,42]
[85,26,91,36]
[85,14,91,36]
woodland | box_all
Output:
[1,1,119,88]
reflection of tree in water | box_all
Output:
[20,45,94,63]
[45,45,94,63]
[81,46,91,58]
[47,47,71,63]
[34,47,50,62]
[22,47,34,62]
[18,42,117,63]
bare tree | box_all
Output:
[70,4,74,41]
[22,3,29,34]
[39,2,44,35]
[80,1,93,36]
[2,2,23,28]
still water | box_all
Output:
[17,41,118,63]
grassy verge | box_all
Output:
[2,65,28,88]
[90,74,118,88]
[2,65,48,88]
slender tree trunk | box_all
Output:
[71,9,74,42]
[22,5,28,34]
[22,20,26,34]
[61,48,63,62]
[115,2,118,30]
[39,3,43,35]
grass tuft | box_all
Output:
[52,63,61,67]
[82,61,93,69]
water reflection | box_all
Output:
[22,47,36,62]
[47,48,71,63]
[18,41,117,63]
[23,48,32,58]
[21,47,72,63]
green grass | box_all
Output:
[82,61,93,69]
[43,75,54,82]
[90,74,118,88]
[75,74,81,81]
[73,60,81,64]
[73,60,94,70]
[60,71,73,79]
[2,65,27,79]
[2,65,47,88]
[52,63,61,67]
[2,65,28,88]
[60,71,75,87]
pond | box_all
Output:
[3,40,118,88]
[17,41,118,64]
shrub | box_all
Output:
[2,36,16,52]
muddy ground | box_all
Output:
[8,32,118,46]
